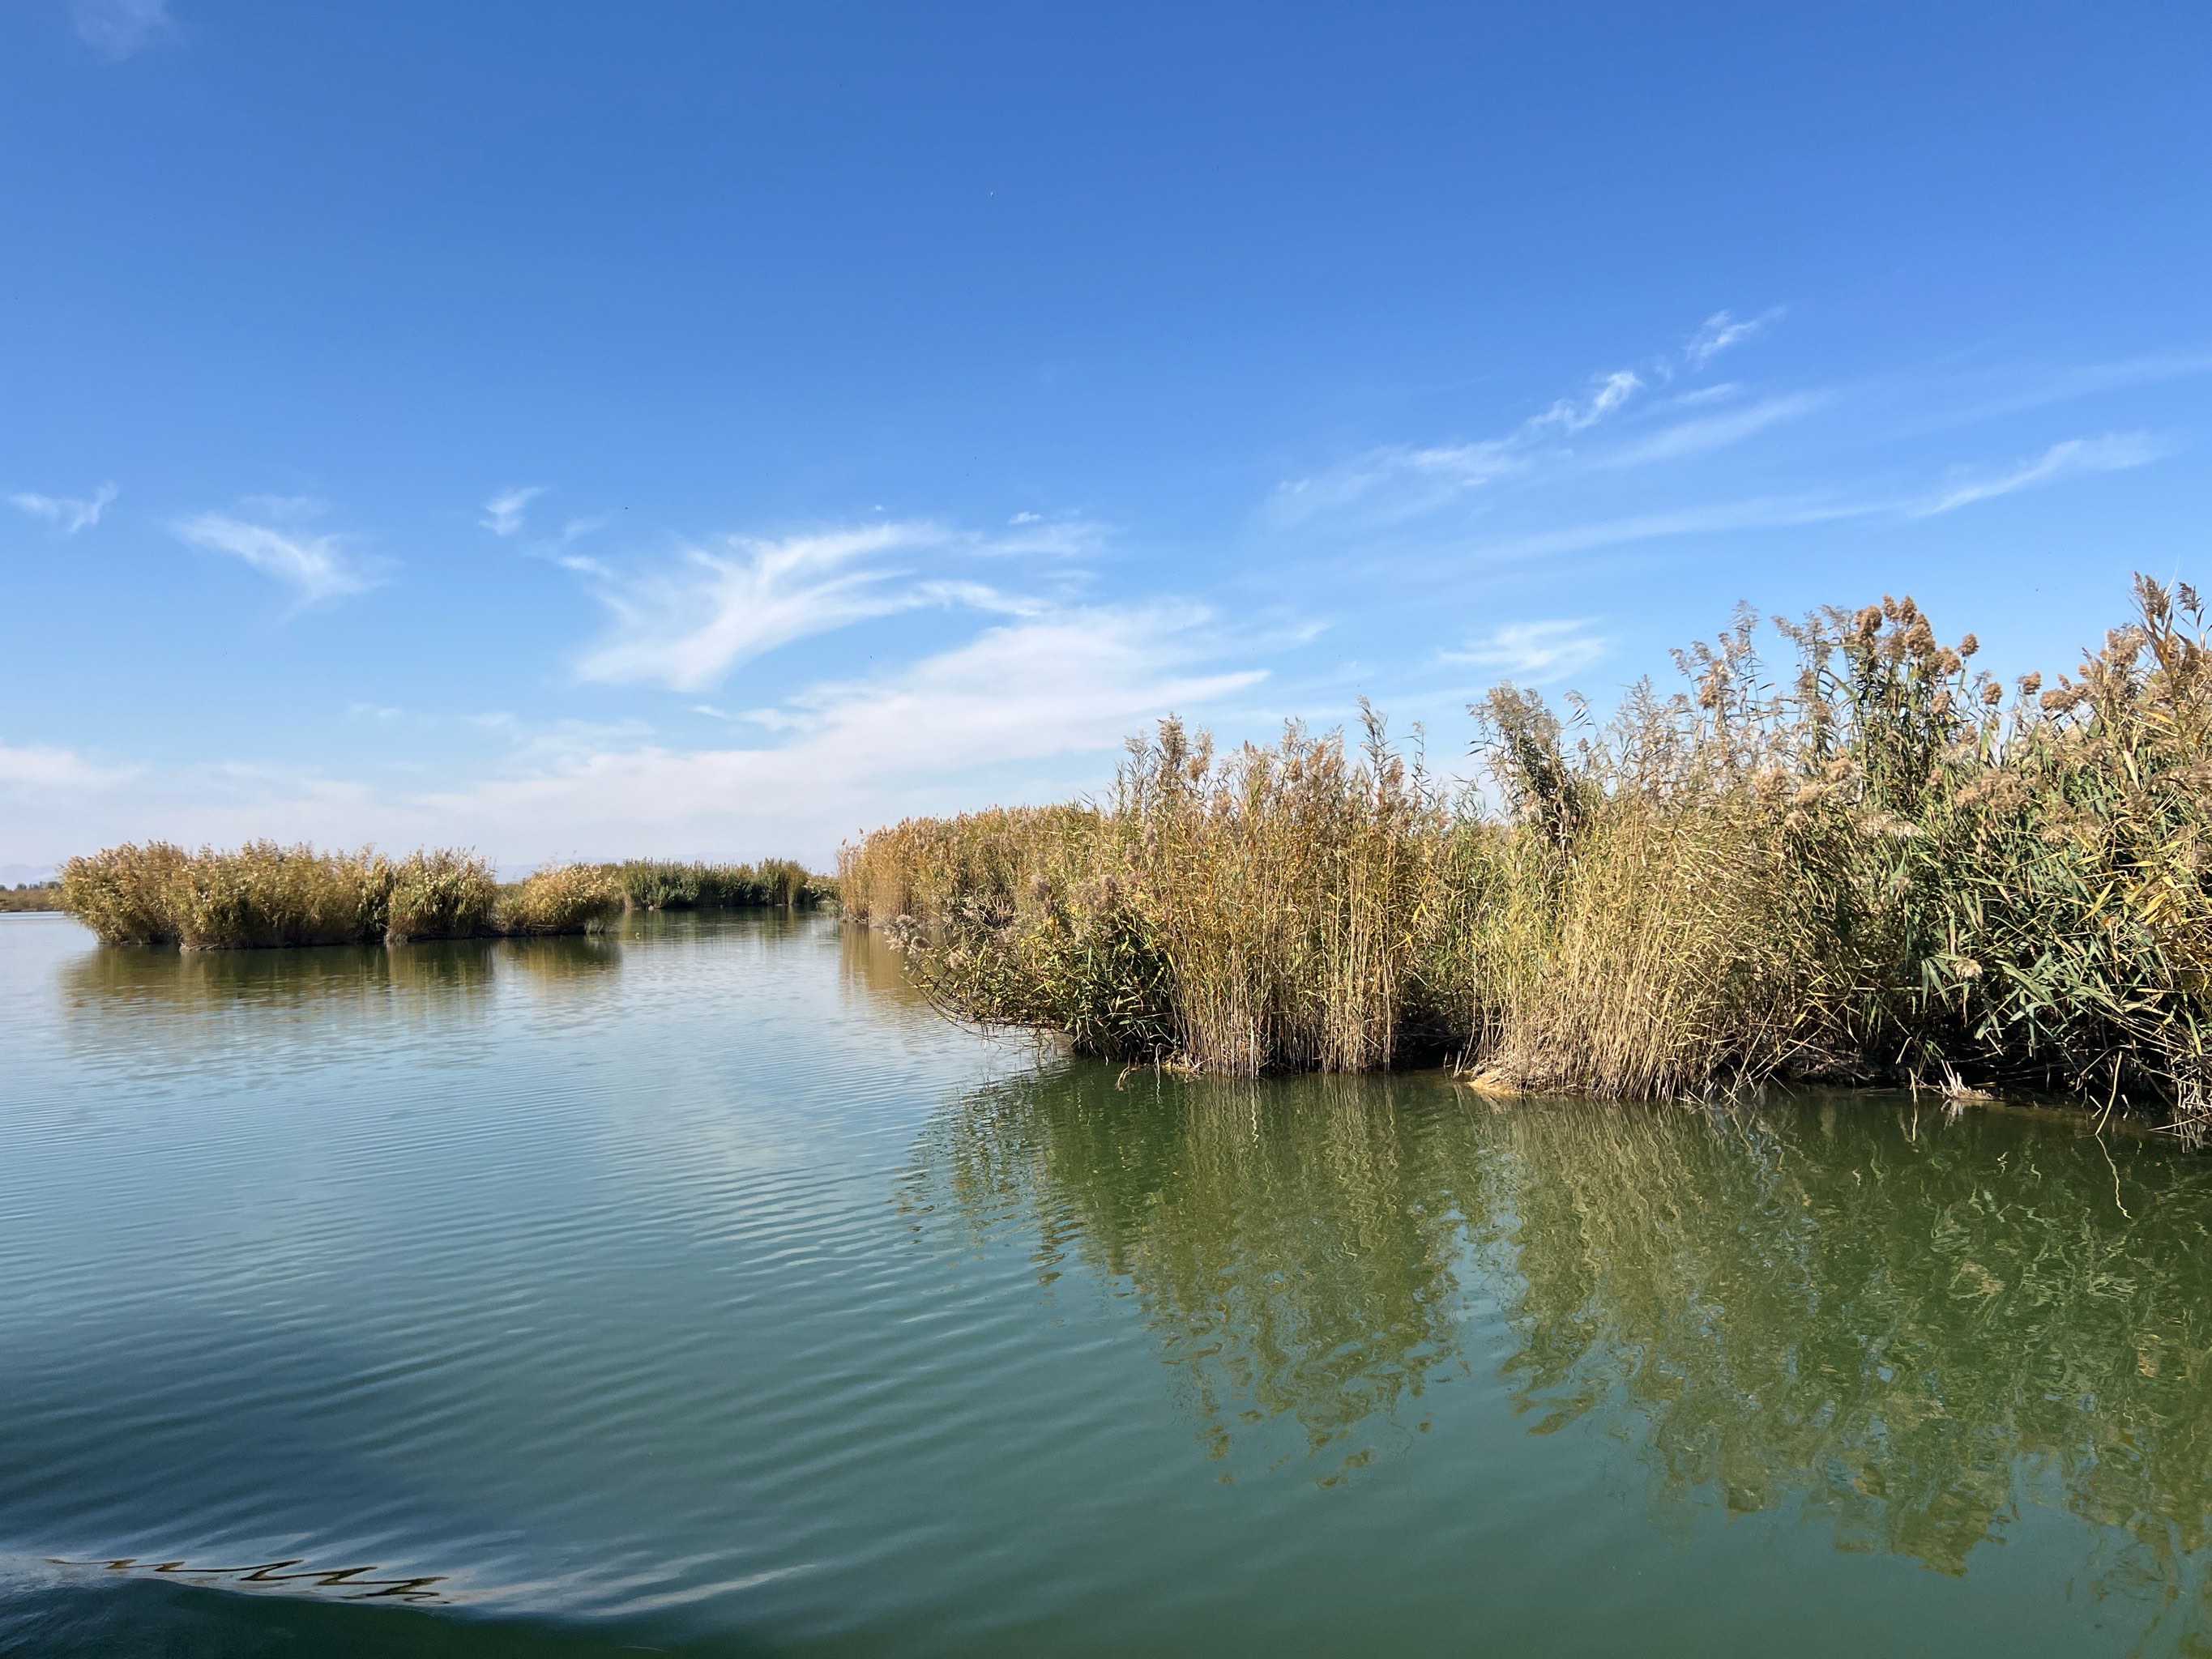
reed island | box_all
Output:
[55,851,834,951]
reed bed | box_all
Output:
[56,846,839,950]
[604,859,834,911]
[843,577,2212,1124]
[0,883,61,913]
[58,844,623,949]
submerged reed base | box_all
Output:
[843,577,2212,1132]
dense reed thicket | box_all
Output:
[0,883,60,913]
[608,859,834,911]
[58,845,624,949]
[843,577,2212,1124]
[57,847,839,950]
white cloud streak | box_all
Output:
[72,0,170,58]
[1456,429,2170,560]
[1915,433,2167,516]
[1599,392,1826,467]
[1531,369,1643,434]
[482,486,546,536]
[1439,619,1608,683]
[1465,495,1881,562]
[1270,311,1802,527]
[11,484,117,535]
[1269,369,1657,524]
[574,518,1094,691]
[579,523,954,690]
[176,510,380,603]
[1684,308,1778,367]
[1269,440,1526,523]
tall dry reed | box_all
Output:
[845,706,1454,1073]
[843,577,2212,1123]
[59,844,623,949]
[604,859,832,911]
[495,864,626,936]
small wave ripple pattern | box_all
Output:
[8,910,2212,1657]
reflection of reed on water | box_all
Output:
[498,934,621,985]
[54,934,619,1072]
[1494,1101,2212,1586]
[839,914,948,1016]
[905,1066,1491,1461]
[62,936,492,1007]
[911,1067,2212,1621]
[61,933,619,1006]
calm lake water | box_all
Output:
[4,910,2212,1656]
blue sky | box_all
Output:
[4,1,2208,875]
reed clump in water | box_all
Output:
[843,577,2212,1123]
[604,859,834,911]
[494,863,626,936]
[844,710,1452,1072]
[59,844,621,949]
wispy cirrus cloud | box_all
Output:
[1914,432,2167,516]
[1439,618,1608,683]
[11,483,117,535]
[1268,439,1527,524]
[1267,308,2188,578]
[1459,494,1877,563]
[574,517,1095,692]
[71,0,171,58]
[481,486,545,537]
[1269,375,1644,525]
[1599,392,1827,467]
[1269,312,1792,526]
[176,498,382,603]
[579,523,966,690]
[1682,308,1780,368]
[485,495,614,575]
[1450,428,2174,562]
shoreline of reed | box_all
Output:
[842,576,2212,1132]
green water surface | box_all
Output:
[2,910,2210,1656]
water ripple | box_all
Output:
[6,913,2212,1656]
